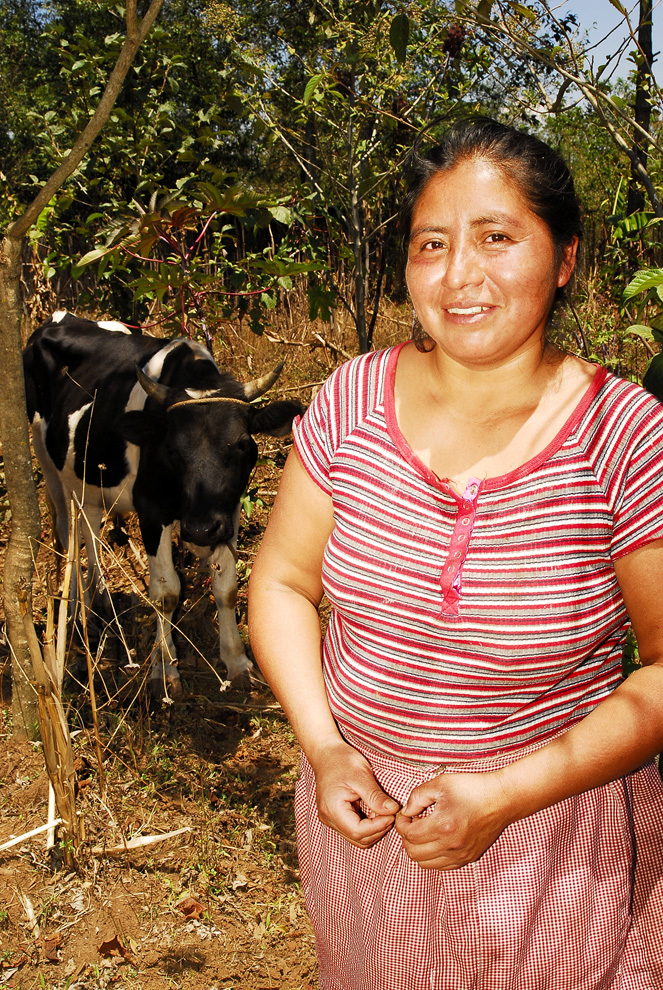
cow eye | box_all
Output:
[231,436,251,454]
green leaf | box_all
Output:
[607,0,627,14]
[269,205,292,224]
[389,13,410,65]
[304,73,324,105]
[77,246,108,267]
[625,324,655,341]
[508,2,538,22]
[623,269,663,302]
[477,0,493,22]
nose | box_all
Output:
[443,243,484,290]
[180,514,234,548]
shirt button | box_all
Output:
[461,517,470,526]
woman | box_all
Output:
[248,120,663,989]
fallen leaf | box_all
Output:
[42,933,63,962]
[97,935,136,964]
[177,896,205,920]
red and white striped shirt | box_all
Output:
[293,343,663,764]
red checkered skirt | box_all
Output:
[295,733,663,990]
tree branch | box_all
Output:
[7,0,165,240]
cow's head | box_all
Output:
[119,363,302,549]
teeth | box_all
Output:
[447,306,488,315]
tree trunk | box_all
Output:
[1,0,165,738]
[0,234,41,738]
[627,0,653,217]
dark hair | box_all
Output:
[400,118,583,349]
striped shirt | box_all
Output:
[293,343,663,764]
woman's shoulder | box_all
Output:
[577,364,663,460]
[320,344,403,406]
[595,366,663,420]
[328,344,401,383]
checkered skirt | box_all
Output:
[295,734,663,990]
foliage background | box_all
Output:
[0,0,659,379]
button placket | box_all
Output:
[439,478,481,612]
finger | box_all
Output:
[351,817,396,846]
[400,779,442,818]
[398,832,464,868]
[361,782,400,817]
[322,798,396,841]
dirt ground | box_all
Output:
[0,304,410,990]
[0,436,321,990]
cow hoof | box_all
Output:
[229,670,252,693]
[149,661,184,705]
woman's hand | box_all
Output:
[310,741,401,848]
[395,770,512,870]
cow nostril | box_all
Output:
[181,518,232,547]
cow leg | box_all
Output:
[208,540,253,691]
[78,501,109,612]
[146,524,182,703]
[32,422,71,553]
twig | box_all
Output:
[0,819,64,852]
[47,785,57,850]
[311,332,353,361]
[90,826,191,856]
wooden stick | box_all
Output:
[0,818,63,852]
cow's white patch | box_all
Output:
[141,338,214,383]
[183,388,220,399]
[97,320,131,334]
[52,310,68,323]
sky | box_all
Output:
[555,0,663,78]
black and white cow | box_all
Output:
[23,311,302,700]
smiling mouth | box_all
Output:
[446,305,491,315]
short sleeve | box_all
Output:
[610,398,663,559]
[292,373,337,495]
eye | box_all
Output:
[485,232,509,244]
[422,238,446,251]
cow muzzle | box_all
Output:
[180,515,235,549]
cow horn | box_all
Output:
[136,365,174,405]
[243,361,285,401]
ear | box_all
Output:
[116,410,165,446]
[557,236,579,288]
[248,400,304,437]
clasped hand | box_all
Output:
[312,742,512,868]
[396,770,512,870]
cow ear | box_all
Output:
[116,410,164,446]
[248,400,304,438]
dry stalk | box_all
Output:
[72,509,106,800]
[17,581,80,861]
[0,817,63,853]
[54,500,76,686]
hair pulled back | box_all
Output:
[400,118,583,349]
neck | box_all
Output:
[421,339,564,413]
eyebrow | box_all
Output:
[410,212,527,239]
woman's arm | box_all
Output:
[248,450,400,846]
[396,539,663,870]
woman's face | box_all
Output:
[405,157,578,369]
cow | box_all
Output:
[23,311,303,701]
